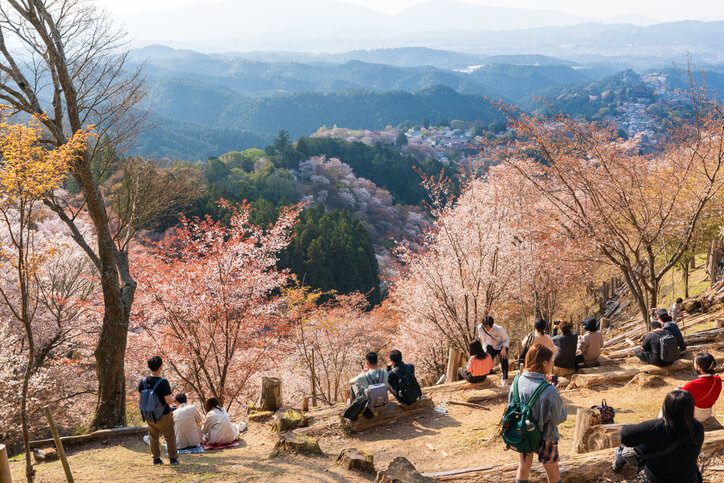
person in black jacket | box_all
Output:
[552,321,577,376]
[386,349,422,405]
[634,322,675,366]
[613,389,704,483]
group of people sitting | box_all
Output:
[509,342,721,483]
[344,349,423,420]
[635,305,687,366]
[460,315,605,388]
[138,356,241,466]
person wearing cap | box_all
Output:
[576,318,604,366]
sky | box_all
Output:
[98,0,724,23]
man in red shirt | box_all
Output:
[680,352,721,422]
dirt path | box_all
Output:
[13,369,724,482]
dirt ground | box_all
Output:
[11,368,724,482]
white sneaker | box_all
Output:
[501,377,509,386]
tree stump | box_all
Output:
[337,448,375,473]
[572,407,600,454]
[375,457,434,483]
[258,376,283,412]
[0,444,10,483]
[446,347,463,384]
[272,408,308,433]
[270,432,321,457]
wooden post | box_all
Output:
[446,346,463,384]
[258,377,283,411]
[302,396,310,413]
[572,407,597,454]
[310,349,317,408]
[44,407,73,483]
[0,444,11,483]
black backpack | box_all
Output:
[659,332,680,363]
[392,365,422,405]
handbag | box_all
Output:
[592,399,615,424]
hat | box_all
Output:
[582,317,598,332]
[655,308,668,317]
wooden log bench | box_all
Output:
[568,358,692,389]
[297,398,436,435]
[422,378,494,396]
[29,426,148,449]
[344,398,435,433]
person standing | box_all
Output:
[510,344,567,483]
[478,316,510,385]
[138,356,179,465]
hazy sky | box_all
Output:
[98,0,724,22]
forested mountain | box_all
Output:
[141,84,506,143]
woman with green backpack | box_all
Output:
[504,344,567,483]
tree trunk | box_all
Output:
[708,238,724,286]
[683,261,690,299]
[22,365,34,482]
[258,377,283,412]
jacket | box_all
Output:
[508,371,567,441]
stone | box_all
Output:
[272,408,309,433]
[625,373,665,388]
[336,448,375,473]
[270,432,322,457]
[374,457,433,483]
[32,447,58,462]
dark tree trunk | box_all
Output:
[708,238,724,286]
[683,260,690,299]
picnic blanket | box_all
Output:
[142,435,205,454]
[202,440,239,450]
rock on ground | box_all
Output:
[375,457,433,483]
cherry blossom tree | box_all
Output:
[0,112,92,482]
[499,84,724,325]
[131,202,299,412]
[284,286,373,404]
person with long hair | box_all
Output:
[510,344,567,483]
[457,340,494,383]
[679,352,722,422]
[202,397,240,445]
[614,389,704,482]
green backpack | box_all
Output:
[501,375,550,453]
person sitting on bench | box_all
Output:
[576,318,603,367]
[349,351,389,398]
[634,321,679,367]
[658,311,686,354]
[613,389,704,483]
[552,321,577,376]
[387,349,422,405]
[679,352,722,423]
[457,340,494,383]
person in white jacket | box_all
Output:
[173,394,204,449]
[477,316,510,385]
[202,397,239,445]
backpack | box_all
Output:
[393,365,422,405]
[501,375,550,454]
[519,332,535,363]
[139,377,166,423]
[592,399,615,424]
[659,332,680,363]
[364,371,389,412]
